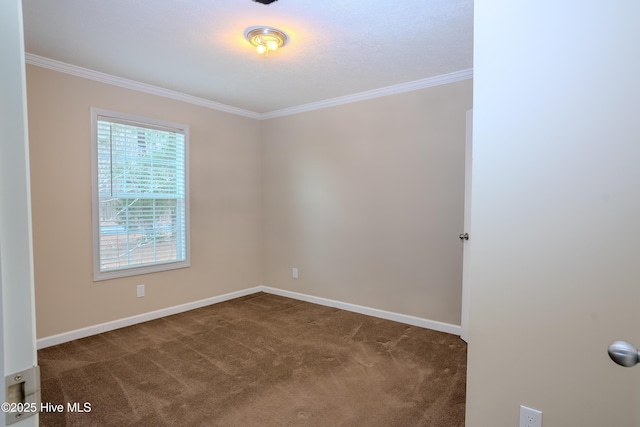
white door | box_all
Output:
[466,1,640,426]
[0,1,39,426]
[460,109,472,343]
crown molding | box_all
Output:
[25,53,472,121]
[260,68,474,120]
[24,53,261,120]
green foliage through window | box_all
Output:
[96,116,187,273]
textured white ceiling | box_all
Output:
[22,0,473,114]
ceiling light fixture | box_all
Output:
[244,26,288,56]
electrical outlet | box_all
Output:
[137,284,145,298]
[292,268,298,279]
[520,405,542,427]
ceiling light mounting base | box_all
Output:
[245,26,288,56]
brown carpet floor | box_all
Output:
[38,292,466,426]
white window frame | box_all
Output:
[91,108,190,281]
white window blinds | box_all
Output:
[92,110,189,280]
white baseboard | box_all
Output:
[260,286,461,336]
[36,286,262,349]
[37,285,460,349]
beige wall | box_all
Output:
[27,64,471,339]
[27,65,262,338]
[261,80,472,325]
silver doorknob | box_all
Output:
[608,341,640,367]
[459,233,469,241]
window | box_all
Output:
[91,109,189,280]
